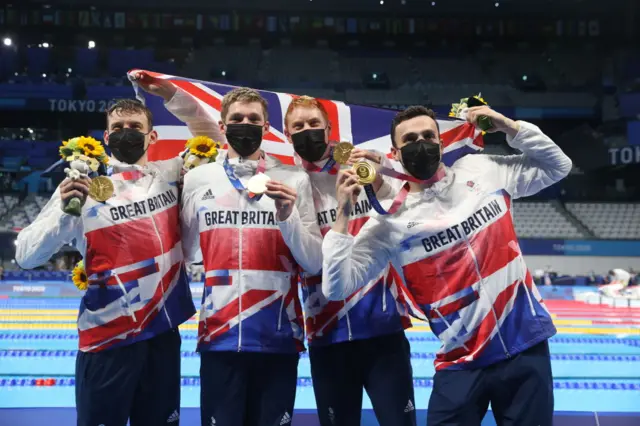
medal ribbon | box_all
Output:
[362,165,446,215]
[223,154,267,200]
[364,182,410,215]
[108,168,146,181]
[103,167,149,203]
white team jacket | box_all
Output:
[322,121,572,371]
[15,157,196,352]
[301,156,413,346]
[181,152,323,353]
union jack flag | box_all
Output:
[127,70,484,166]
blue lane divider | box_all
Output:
[1,350,640,362]
[1,377,639,390]
[0,333,639,345]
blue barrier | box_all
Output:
[519,239,640,256]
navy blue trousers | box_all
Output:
[427,340,554,426]
[200,351,300,426]
[309,331,417,426]
[75,328,182,426]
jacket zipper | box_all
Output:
[345,303,353,341]
[515,252,537,316]
[238,224,243,352]
[277,287,285,331]
[382,276,387,312]
[149,190,173,329]
[521,278,537,316]
[433,307,469,351]
[113,272,137,323]
[462,235,510,358]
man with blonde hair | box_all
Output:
[134,73,323,426]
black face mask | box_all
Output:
[400,140,441,180]
[291,129,328,163]
[225,124,263,157]
[108,128,148,164]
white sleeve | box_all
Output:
[164,89,227,143]
[278,174,323,275]
[180,174,202,267]
[15,188,85,269]
[484,121,573,199]
[321,216,394,301]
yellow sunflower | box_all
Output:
[77,137,106,158]
[72,260,88,291]
[59,140,72,159]
[186,136,218,158]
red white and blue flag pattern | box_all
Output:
[127,71,484,167]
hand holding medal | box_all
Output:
[58,136,110,216]
[264,180,298,221]
[332,142,381,186]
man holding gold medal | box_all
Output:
[322,105,573,426]
[15,99,196,426]
[282,96,417,426]
[153,84,324,426]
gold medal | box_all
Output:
[333,142,354,165]
[353,161,376,185]
[88,176,114,202]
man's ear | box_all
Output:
[147,129,158,146]
[391,146,401,162]
[103,130,110,145]
[284,128,293,144]
[219,120,225,135]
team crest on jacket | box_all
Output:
[466,180,481,193]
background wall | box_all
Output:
[524,255,640,275]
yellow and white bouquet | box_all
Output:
[59,136,110,216]
[449,93,494,132]
[183,136,220,171]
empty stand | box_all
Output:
[566,203,640,240]
[512,202,586,239]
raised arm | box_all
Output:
[466,106,573,199]
[321,170,395,300]
[132,71,225,143]
[15,182,86,269]
[267,174,323,275]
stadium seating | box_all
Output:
[512,202,586,239]
[566,203,640,240]
[0,195,20,221]
[0,196,49,231]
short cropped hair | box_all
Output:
[284,95,330,128]
[221,87,269,122]
[106,99,153,129]
[390,106,440,147]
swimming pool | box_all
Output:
[1,297,639,425]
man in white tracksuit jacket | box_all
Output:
[137,75,324,426]
[15,99,196,426]
[322,105,572,426]
[282,95,417,426]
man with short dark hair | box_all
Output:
[322,105,572,426]
[16,98,195,426]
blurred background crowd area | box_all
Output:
[0,0,638,280]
